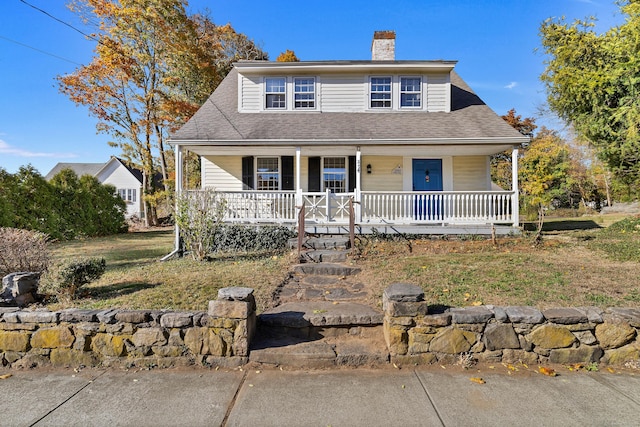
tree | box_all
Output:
[276,49,299,62]
[540,1,640,198]
[58,0,267,225]
[491,109,536,190]
[519,128,571,239]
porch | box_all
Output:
[185,189,518,235]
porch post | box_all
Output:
[295,146,302,205]
[511,146,519,228]
[174,144,184,253]
[355,146,362,222]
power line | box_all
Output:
[18,0,100,44]
[0,34,81,65]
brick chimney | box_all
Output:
[371,30,396,60]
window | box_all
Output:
[370,77,392,108]
[294,77,315,109]
[256,157,279,190]
[323,157,346,193]
[265,77,286,109]
[401,77,422,108]
[118,188,136,203]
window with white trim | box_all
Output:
[265,77,286,109]
[400,77,422,108]
[323,157,346,193]
[118,188,137,203]
[370,77,392,108]
[294,77,315,109]
[256,157,279,190]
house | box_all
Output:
[46,157,144,218]
[169,31,529,235]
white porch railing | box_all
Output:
[360,191,514,224]
[193,190,514,225]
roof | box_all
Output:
[170,65,528,146]
[45,157,144,185]
[45,162,103,180]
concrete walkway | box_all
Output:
[2,365,639,426]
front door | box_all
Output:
[412,159,443,220]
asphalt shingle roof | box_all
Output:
[44,162,103,180]
[171,65,526,145]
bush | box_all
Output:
[175,189,226,261]
[211,225,295,254]
[41,257,106,301]
[0,227,50,277]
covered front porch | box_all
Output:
[173,141,521,234]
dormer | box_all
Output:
[236,32,456,114]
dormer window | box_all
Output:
[370,77,392,108]
[265,77,286,109]
[400,77,422,108]
[294,77,315,109]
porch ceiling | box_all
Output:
[180,143,514,157]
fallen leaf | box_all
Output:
[442,289,449,293]
[607,367,616,374]
[0,374,12,380]
[471,301,483,306]
[255,370,261,374]
[488,366,495,370]
[470,377,485,384]
[539,366,557,377]
[393,363,399,369]
[401,384,405,389]
[464,292,471,298]
[440,365,447,370]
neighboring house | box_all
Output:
[169,31,529,235]
[46,157,144,218]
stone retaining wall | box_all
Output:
[383,283,640,366]
[0,287,256,369]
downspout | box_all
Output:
[161,143,184,261]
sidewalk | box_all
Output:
[2,365,639,426]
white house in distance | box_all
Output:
[46,157,143,218]
[169,31,529,235]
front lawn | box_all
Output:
[45,215,640,312]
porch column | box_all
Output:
[511,147,519,228]
[355,147,362,221]
[174,144,184,253]
[295,146,302,205]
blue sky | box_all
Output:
[0,0,625,175]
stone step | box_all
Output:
[300,249,348,263]
[292,263,361,276]
[288,236,350,250]
[249,323,388,368]
[259,301,382,328]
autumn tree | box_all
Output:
[491,109,536,190]
[276,49,300,62]
[58,0,267,225]
[519,128,571,238]
[540,1,640,198]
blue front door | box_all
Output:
[412,159,443,220]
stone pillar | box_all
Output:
[208,287,256,357]
[382,283,428,357]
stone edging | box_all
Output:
[383,283,640,366]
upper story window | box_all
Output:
[265,77,286,109]
[294,77,315,109]
[400,77,422,108]
[370,77,392,108]
[256,157,279,190]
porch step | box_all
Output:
[250,302,387,368]
[300,249,348,263]
[288,236,351,250]
[292,263,361,276]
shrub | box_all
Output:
[211,224,295,254]
[41,257,106,301]
[0,227,50,277]
[175,189,226,261]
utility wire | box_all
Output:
[0,34,81,65]
[18,0,100,44]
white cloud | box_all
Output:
[505,82,518,90]
[0,139,77,159]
